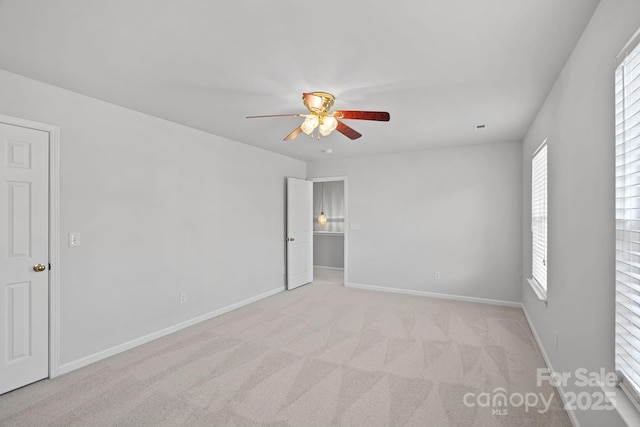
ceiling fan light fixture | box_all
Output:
[301,115,319,135]
[318,116,338,136]
[318,126,331,137]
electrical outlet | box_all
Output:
[179,293,187,304]
[434,272,441,280]
[68,232,81,247]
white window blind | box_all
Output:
[616,36,640,407]
[532,143,547,292]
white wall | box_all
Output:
[521,1,640,425]
[0,69,306,368]
[308,141,522,304]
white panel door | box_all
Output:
[287,177,313,290]
[0,123,49,394]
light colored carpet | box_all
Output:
[0,277,571,426]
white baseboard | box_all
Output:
[313,265,344,271]
[58,286,284,375]
[345,282,522,308]
[522,306,580,427]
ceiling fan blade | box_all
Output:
[336,121,362,140]
[334,110,390,121]
[246,113,304,119]
[283,126,304,141]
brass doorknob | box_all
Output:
[33,264,46,272]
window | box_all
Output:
[616,33,640,409]
[528,141,548,301]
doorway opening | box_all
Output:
[310,177,347,286]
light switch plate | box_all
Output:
[350,223,360,230]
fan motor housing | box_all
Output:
[303,92,335,114]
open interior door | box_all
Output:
[0,123,49,394]
[286,177,313,290]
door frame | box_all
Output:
[0,114,60,378]
[309,176,348,285]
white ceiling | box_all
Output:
[0,0,601,161]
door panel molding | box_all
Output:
[6,280,33,361]
[0,114,60,379]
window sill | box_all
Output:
[527,278,548,303]
[601,383,640,426]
